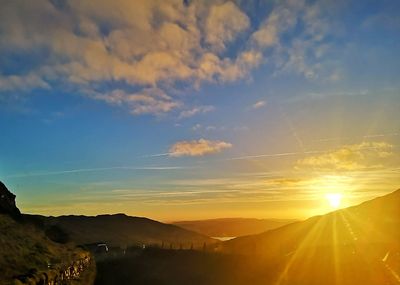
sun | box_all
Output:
[325,193,342,209]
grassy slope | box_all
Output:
[0,214,91,284]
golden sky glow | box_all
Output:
[1,0,399,221]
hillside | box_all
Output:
[221,189,400,285]
[0,182,94,285]
[173,218,296,238]
[27,214,217,249]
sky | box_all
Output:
[0,0,399,221]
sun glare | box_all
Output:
[326,193,342,208]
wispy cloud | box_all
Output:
[296,142,394,171]
[87,88,181,115]
[229,142,398,170]
[0,73,50,91]
[191,124,222,132]
[179,105,215,119]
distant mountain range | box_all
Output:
[173,218,297,238]
[26,213,216,249]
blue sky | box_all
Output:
[0,0,399,220]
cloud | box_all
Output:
[0,0,340,115]
[0,1,257,86]
[252,100,266,109]
[250,5,292,48]
[169,139,232,157]
[205,1,250,52]
[179,105,215,119]
[88,87,181,115]
[192,124,202,131]
[262,1,340,80]
[0,73,50,91]
[296,142,394,171]
[191,124,220,132]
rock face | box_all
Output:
[0,181,21,218]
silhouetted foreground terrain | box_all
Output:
[1,180,399,285]
[0,182,95,285]
[95,248,280,285]
[173,218,296,237]
[96,189,400,285]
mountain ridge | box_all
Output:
[225,189,400,243]
[25,212,217,249]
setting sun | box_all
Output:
[326,193,343,208]
[1,0,400,284]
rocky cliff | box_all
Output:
[0,181,21,218]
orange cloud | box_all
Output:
[205,1,250,52]
[169,139,232,157]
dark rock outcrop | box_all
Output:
[0,181,21,218]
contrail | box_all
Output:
[5,166,185,178]
[278,104,306,153]
[313,131,400,142]
[143,153,170,158]
[229,150,323,160]
[228,144,398,161]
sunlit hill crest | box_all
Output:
[221,189,400,285]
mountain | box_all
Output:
[221,189,400,285]
[0,182,94,285]
[173,218,297,238]
[27,213,217,249]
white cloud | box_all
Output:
[169,139,232,157]
[252,100,266,109]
